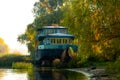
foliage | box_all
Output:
[106,61,120,74]
[106,61,120,80]
[52,58,61,68]
[0,54,31,68]
[61,0,120,62]
[68,47,77,59]
[12,62,33,69]
[0,37,9,54]
[17,23,36,59]
[33,0,64,27]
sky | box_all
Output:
[0,0,38,55]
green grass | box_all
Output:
[12,62,33,69]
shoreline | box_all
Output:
[67,68,111,80]
[67,69,94,80]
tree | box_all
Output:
[61,0,120,61]
[17,23,36,58]
[18,0,65,59]
[33,0,64,27]
[0,37,9,54]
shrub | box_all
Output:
[53,58,61,68]
[106,61,120,74]
[106,61,120,79]
[12,62,33,69]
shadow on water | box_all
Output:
[0,68,87,80]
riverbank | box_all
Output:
[67,68,111,80]
[0,54,31,68]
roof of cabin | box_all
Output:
[48,33,74,37]
[37,33,74,40]
[42,26,67,29]
[36,26,68,31]
[38,33,74,37]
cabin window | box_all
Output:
[52,29,55,33]
[50,38,72,44]
[42,30,44,34]
[65,39,68,44]
[61,39,63,44]
[43,39,46,45]
[48,29,53,34]
[57,39,59,43]
[61,29,66,34]
[44,38,50,45]
[69,39,72,44]
[51,39,55,44]
[57,39,60,44]
[47,29,49,34]
[43,29,47,35]
[59,39,61,43]
[50,29,54,34]
[68,39,70,44]
[63,39,64,44]
[51,39,53,44]
[43,29,46,34]
[53,39,55,44]
[55,29,57,33]
[63,39,65,44]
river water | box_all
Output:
[0,68,87,80]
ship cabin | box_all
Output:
[36,26,75,45]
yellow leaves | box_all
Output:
[94,29,101,41]
[73,39,78,44]
[92,44,102,54]
[0,37,9,54]
[0,38,4,43]
[53,58,61,66]
[35,41,39,48]
[68,47,77,59]
[93,0,97,3]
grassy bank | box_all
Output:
[0,54,31,68]
[12,62,33,69]
[105,61,120,80]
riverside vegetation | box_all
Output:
[0,54,32,69]
[0,52,120,79]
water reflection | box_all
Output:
[35,68,86,80]
[0,68,87,80]
[0,69,28,80]
[35,70,67,80]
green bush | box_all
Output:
[106,61,120,80]
[106,61,120,74]
[53,58,61,68]
[12,62,33,69]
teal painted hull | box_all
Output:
[35,49,64,61]
[35,44,78,61]
[38,44,78,51]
